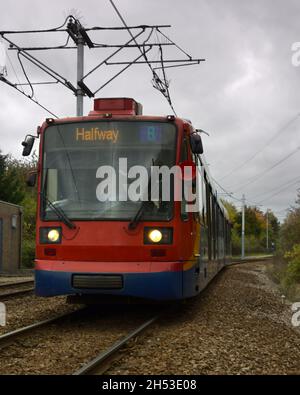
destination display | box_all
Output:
[44,121,171,149]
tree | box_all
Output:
[222,200,238,223]
[280,190,300,252]
[265,210,280,247]
[222,200,280,255]
[0,151,25,204]
[0,149,38,267]
[235,206,265,238]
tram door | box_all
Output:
[193,159,208,291]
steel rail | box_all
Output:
[227,256,273,267]
[0,308,84,349]
[0,280,35,298]
[73,315,159,375]
[0,288,34,299]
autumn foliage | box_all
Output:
[222,201,279,256]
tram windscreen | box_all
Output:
[42,121,177,221]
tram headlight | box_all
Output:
[40,227,62,244]
[149,229,163,243]
[144,227,173,245]
[48,229,60,242]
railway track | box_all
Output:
[0,308,83,350]
[73,315,159,375]
[0,304,163,374]
[0,280,34,299]
[227,256,273,267]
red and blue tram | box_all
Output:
[23,98,231,301]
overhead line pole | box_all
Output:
[1,15,204,117]
[76,31,84,116]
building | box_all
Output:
[0,201,22,273]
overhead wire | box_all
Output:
[219,112,300,181]
[0,75,58,118]
[17,50,34,98]
[6,51,24,93]
[232,145,300,193]
[156,28,192,59]
[0,15,75,35]
[108,0,177,115]
[251,174,300,201]
[257,179,300,204]
[211,176,244,203]
[1,11,203,121]
[211,173,275,214]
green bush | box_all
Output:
[231,228,241,255]
[284,244,300,288]
[22,239,35,268]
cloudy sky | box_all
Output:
[0,0,300,220]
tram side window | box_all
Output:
[227,222,232,256]
[225,222,229,256]
[219,209,225,259]
[211,195,217,260]
[224,221,227,257]
[205,179,212,260]
[180,136,189,221]
[201,166,207,225]
[216,206,220,259]
[216,203,220,259]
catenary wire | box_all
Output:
[232,146,300,193]
[219,112,300,181]
[0,76,58,118]
[108,0,177,115]
[257,179,300,204]
[251,174,300,201]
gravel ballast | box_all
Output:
[0,293,79,336]
[0,261,299,375]
[0,305,156,375]
[108,261,300,375]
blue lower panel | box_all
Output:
[183,266,198,298]
[35,270,183,301]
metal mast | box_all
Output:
[76,31,84,116]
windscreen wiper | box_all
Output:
[128,200,154,230]
[41,192,76,229]
[128,159,158,230]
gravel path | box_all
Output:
[108,261,300,375]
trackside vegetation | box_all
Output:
[0,150,37,268]
[273,191,300,300]
[222,200,280,257]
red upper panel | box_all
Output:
[89,97,143,116]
